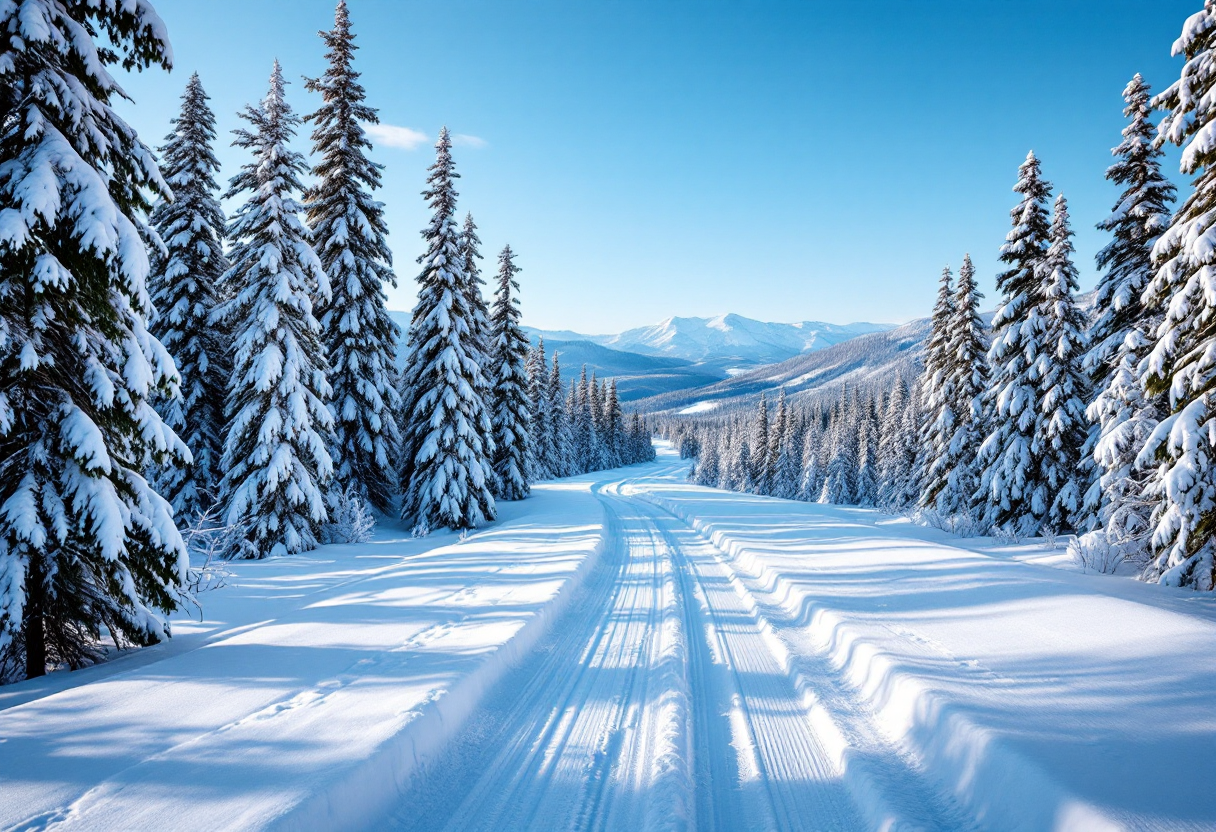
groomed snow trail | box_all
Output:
[391,463,967,832]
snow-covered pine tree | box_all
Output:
[977,151,1055,534]
[459,212,492,389]
[752,393,771,494]
[0,0,190,679]
[399,128,496,531]
[767,390,789,495]
[566,378,583,474]
[527,338,553,480]
[798,426,822,502]
[936,254,989,517]
[575,366,597,472]
[148,73,229,519]
[304,0,400,513]
[1139,7,1216,589]
[548,353,573,477]
[216,62,334,559]
[694,429,721,486]
[897,378,927,509]
[1077,74,1174,564]
[920,266,956,509]
[877,375,911,508]
[819,415,855,505]
[588,372,606,470]
[1035,195,1089,533]
[489,245,531,501]
[604,379,624,467]
[856,407,880,507]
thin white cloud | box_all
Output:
[452,133,488,149]
[364,123,428,150]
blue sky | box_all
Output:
[117,0,1199,333]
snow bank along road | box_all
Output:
[3,444,1216,831]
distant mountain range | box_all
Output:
[387,310,898,404]
[527,314,894,366]
[629,317,930,415]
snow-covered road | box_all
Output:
[389,446,1216,832]
[3,443,1215,831]
[390,465,971,832]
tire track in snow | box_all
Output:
[389,465,970,832]
[647,502,863,832]
[390,481,691,832]
[639,486,977,832]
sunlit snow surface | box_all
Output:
[2,444,1214,831]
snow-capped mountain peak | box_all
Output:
[598,313,894,363]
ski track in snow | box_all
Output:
[389,471,968,832]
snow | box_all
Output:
[0,478,606,832]
[678,400,719,414]
[4,443,1215,831]
[638,446,1216,831]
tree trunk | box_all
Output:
[24,558,46,679]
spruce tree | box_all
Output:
[148,73,229,520]
[1140,6,1216,588]
[1035,195,1089,533]
[819,417,855,505]
[459,213,492,380]
[856,408,880,507]
[489,245,531,501]
[920,266,956,509]
[574,366,594,472]
[798,426,822,502]
[548,353,573,477]
[217,62,334,559]
[588,372,605,470]
[977,151,1054,534]
[752,393,771,494]
[527,338,553,480]
[0,0,191,679]
[1078,74,1174,561]
[399,128,496,531]
[877,376,912,509]
[936,255,989,517]
[304,0,401,513]
[768,390,789,490]
[694,430,721,486]
[604,379,624,467]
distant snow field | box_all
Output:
[2,443,1213,832]
[678,401,720,414]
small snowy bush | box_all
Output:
[321,485,377,545]
[1069,531,1126,574]
[180,503,239,593]
[913,508,985,537]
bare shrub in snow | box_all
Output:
[1069,531,1126,574]
[321,486,377,545]
[914,508,985,537]
[177,502,238,613]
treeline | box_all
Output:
[672,6,1216,593]
[0,0,650,682]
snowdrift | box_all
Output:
[634,479,1216,832]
